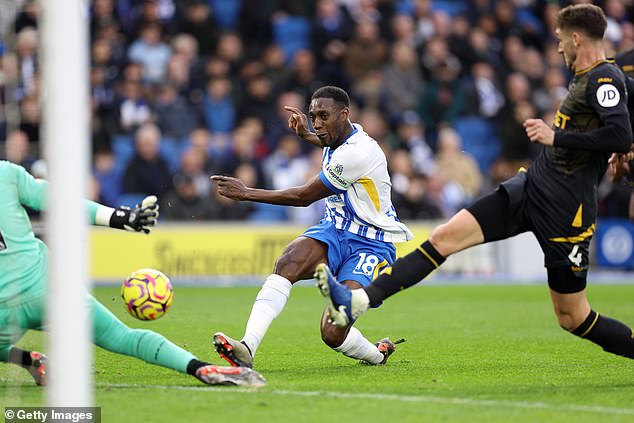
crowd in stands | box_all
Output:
[1,0,634,223]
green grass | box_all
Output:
[2,284,634,422]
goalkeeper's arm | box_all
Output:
[91,195,159,234]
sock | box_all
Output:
[186,359,210,376]
[364,240,445,307]
[333,326,384,365]
[91,296,195,373]
[8,347,33,367]
[572,310,634,358]
[241,274,292,356]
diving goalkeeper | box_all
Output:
[0,160,264,387]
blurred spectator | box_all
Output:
[382,41,423,121]
[115,74,151,134]
[262,44,292,90]
[311,0,353,68]
[418,59,466,138]
[90,0,118,39]
[214,163,257,220]
[448,15,479,77]
[388,149,414,195]
[91,65,116,120]
[466,61,505,119]
[13,0,38,33]
[343,19,388,84]
[127,22,172,83]
[434,126,483,207]
[18,95,40,143]
[92,148,121,207]
[179,1,218,57]
[419,36,460,80]
[122,123,172,196]
[392,172,443,220]
[131,0,177,38]
[153,82,198,139]
[491,100,539,185]
[219,122,266,187]
[284,49,323,103]
[287,148,326,225]
[389,111,435,177]
[265,90,306,152]
[263,134,310,190]
[202,77,236,135]
[4,130,34,169]
[532,66,567,115]
[237,0,275,58]
[187,127,220,173]
[239,74,277,128]
[161,173,221,220]
[15,28,39,101]
[412,0,435,45]
[215,32,244,72]
[177,146,212,197]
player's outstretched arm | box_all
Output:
[92,195,159,234]
[284,105,322,147]
[211,174,332,207]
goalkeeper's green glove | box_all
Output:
[109,195,159,234]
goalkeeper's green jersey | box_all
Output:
[0,161,100,304]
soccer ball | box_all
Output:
[121,268,174,321]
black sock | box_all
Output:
[364,240,445,307]
[572,310,634,358]
[8,347,33,367]
[186,359,210,376]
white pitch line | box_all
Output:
[96,383,634,416]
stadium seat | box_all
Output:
[208,0,242,29]
[272,16,311,63]
[249,203,288,222]
[430,0,468,16]
[159,137,185,174]
[453,117,501,174]
[112,135,135,175]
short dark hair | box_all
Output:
[311,86,350,108]
[556,4,606,40]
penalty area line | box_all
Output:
[96,383,634,416]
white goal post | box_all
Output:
[42,0,92,406]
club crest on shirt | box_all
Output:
[326,164,347,187]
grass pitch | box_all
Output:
[2,284,634,422]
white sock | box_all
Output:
[333,326,383,365]
[241,274,292,356]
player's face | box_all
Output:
[308,98,349,148]
[556,28,577,72]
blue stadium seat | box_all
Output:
[272,16,311,63]
[430,0,468,17]
[159,137,184,174]
[208,0,242,29]
[452,117,501,174]
[112,135,135,175]
[248,203,288,222]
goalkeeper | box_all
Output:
[0,160,264,387]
